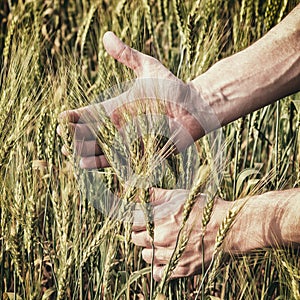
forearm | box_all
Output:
[190,4,300,130]
[226,189,300,253]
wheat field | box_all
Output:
[0,0,299,299]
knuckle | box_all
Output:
[116,45,128,61]
[142,249,152,263]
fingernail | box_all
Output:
[61,145,70,156]
[58,112,66,121]
[56,125,61,135]
[79,159,86,169]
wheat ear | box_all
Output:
[195,200,246,299]
[157,165,210,294]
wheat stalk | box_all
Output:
[156,164,210,294]
[103,234,118,300]
[195,200,246,298]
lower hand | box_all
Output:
[131,188,229,281]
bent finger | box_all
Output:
[131,231,152,247]
[132,210,146,232]
[153,265,165,282]
[59,102,110,124]
[74,140,102,157]
[150,188,189,207]
[59,106,95,124]
[72,123,97,140]
[79,155,110,169]
[153,264,192,282]
[142,248,173,265]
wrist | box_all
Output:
[189,50,262,129]
[224,189,300,254]
[273,189,300,246]
[186,80,223,138]
[224,194,280,253]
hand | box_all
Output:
[57,32,216,169]
[131,188,300,281]
[131,188,230,281]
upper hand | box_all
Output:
[57,32,208,169]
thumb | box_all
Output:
[103,31,149,76]
[153,265,165,282]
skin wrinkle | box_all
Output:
[104,32,141,74]
[203,48,299,125]
[270,200,286,247]
[238,200,273,252]
[277,190,300,245]
[116,44,128,61]
[225,190,300,255]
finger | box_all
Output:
[56,124,64,137]
[59,110,81,123]
[153,265,165,282]
[79,155,110,169]
[131,228,174,248]
[59,109,87,124]
[73,123,97,140]
[131,231,152,247]
[142,248,173,265]
[57,123,96,141]
[153,265,191,282]
[132,209,146,231]
[168,265,195,279]
[150,188,189,207]
[59,104,103,124]
[103,31,149,76]
[74,140,102,157]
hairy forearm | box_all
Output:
[191,4,300,129]
[226,189,300,253]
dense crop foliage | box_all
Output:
[0,0,299,299]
